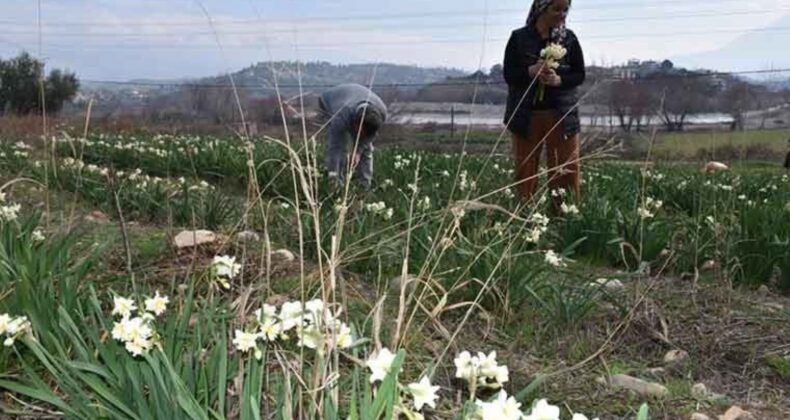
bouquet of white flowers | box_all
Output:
[536,42,567,103]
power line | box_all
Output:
[80,68,790,91]
[5,25,790,50]
[1,8,787,38]
[0,0,773,27]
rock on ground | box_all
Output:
[236,230,261,243]
[692,383,709,399]
[271,249,296,262]
[607,374,669,398]
[389,274,418,293]
[664,349,689,365]
[84,210,110,223]
[174,230,217,248]
[718,406,753,420]
[704,161,729,173]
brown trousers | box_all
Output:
[511,110,581,203]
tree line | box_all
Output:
[0,52,79,116]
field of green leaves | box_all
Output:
[0,132,788,419]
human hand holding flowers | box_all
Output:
[540,69,562,87]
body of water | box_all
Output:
[392,112,735,127]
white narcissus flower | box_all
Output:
[334,322,354,349]
[0,314,11,335]
[571,414,599,420]
[254,304,278,321]
[544,250,564,267]
[144,291,169,316]
[454,351,477,380]
[232,330,258,353]
[0,204,22,222]
[31,229,46,242]
[121,317,152,344]
[494,365,510,385]
[259,318,282,341]
[304,299,325,319]
[279,301,305,331]
[418,196,431,211]
[124,338,152,357]
[365,201,386,213]
[366,348,398,383]
[406,376,440,411]
[477,351,499,379]
[560,203,580,215]
[476,390,523,420]
[5,316,29,336]
[523,399,561,420]
[212,255,242,279]
[296,324,323,350]
[112,297,137,318]
[637,207,654,219]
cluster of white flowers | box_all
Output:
[550,188,566,198]
[57,158,213,194]
[0,313,31,347]
[394,154,412,170]
[56,134,245,162]
[7,141,31,158]
[365,201,394,220]
[449,349,595,420]
[454,351,509,389]
[560,203,580,216]
[540,43,567,69]
[473,392,598,420]
[211,255,242,289]
[110,292,169,357]
[544,250,564,268]
[459,171,477,192]
[233,299,354,360]
[526,213,550,243]
[637,197,663,219]
[0,203,21,223]
[642,170,665,182]
[382,179,395,188]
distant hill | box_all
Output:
[673,13,790,76]
[200,61,467,94]
[80,61,467,103]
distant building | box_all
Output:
[614,59,676,80]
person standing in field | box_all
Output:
[319,83,387,189]
[784,139,790,173]
[503,0,585,205]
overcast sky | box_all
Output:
[1,0,789,80]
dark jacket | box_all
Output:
[503,26,585,138]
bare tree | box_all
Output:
[606,80,658,132]
[652,74,715,131]
[721,81,756,131]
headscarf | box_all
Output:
[526,0,571,45]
